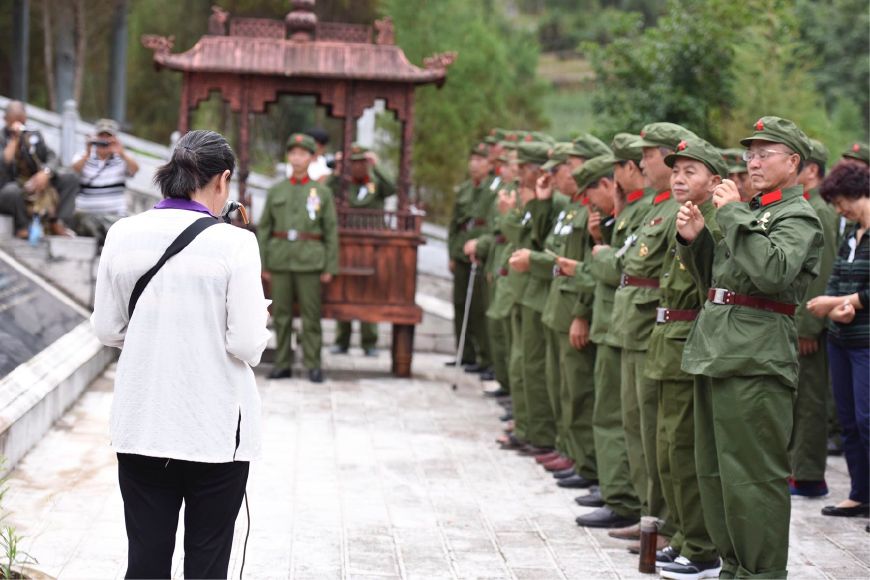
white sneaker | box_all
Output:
[660,556,722,580]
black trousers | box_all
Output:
[117,453,249,579]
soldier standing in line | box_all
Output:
[258,133,339,384]
[676,116,823,578]
[447,143,495,373]
[330,143,396,357]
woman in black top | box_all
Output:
[808,161,870,519]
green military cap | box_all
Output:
[572,154,615,192]
[572,133,612,159]
[637,122,698,150]
[286,132,317,153]
[842,141,869,164]
[739,116,811,160]
[719,148,747,174]
[610,132,643,162]
[517,141,550,165]
[350,142,370,161]
[807,138,829,168]
[665,138,728,178]
[528,131,555,145]
[542,142,573,171]
[485,128,507,144]
[470,142,490,158]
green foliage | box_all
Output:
[385,0,545,221]
[0,526,36,580]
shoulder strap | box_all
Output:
[128,216,220,318]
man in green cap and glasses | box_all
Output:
[676,116,824,578]
[259,133,339,384]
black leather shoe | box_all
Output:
[575,507,640,529]
[484,387,510,398]
[517,444,555,457]
[330,345,349,355]
[480,369,496,381]
[553,467,576,479]
[575,490,605,507]
[557,474,598,489]
[445,359,474,367]
[364,348,379,357]
[496,397,512,409]
[308,368,324,383]
[464,363,485,373]
[821,503,870,517]
[497,434,525,450]
[499,411,513,422]
[268,367,292,379]
[827,437,844,456]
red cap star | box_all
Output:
[677,140,687,151]
[853,143,861,152]
[755,119,764,131]
[524,134,533,142]
[640,130,646,138]
[295,135,303,142]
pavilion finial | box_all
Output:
[285,0,317,42]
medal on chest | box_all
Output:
[638,242,649,257]
[521,211,532,226]
[357,182,375,201]
[758,211,771,231]
[306,188,321,220]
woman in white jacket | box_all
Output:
[92,130,270,579]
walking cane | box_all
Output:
[452,261,478,391]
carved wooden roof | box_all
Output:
[142,5,455,87]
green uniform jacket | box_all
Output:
[794,187,838,338]
[611,191,679,351]
[448,177,497,262]
[258,178,339,275]
[521,194,569,313]
[488,186,530,319]
[678,185,824,386]
[589,189,656,347]
[330,165,396,210]
[645,201,720,381]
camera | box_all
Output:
[325,153,337,170]
[89,139,111,147]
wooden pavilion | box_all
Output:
[142,0,456,376]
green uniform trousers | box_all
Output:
[559,333,597,480]
[789,340,830,480]
[545,329,566,455]
[694,375,794,579]
[522,305,556,448]
[620,349,667,523]
[488,315,511,391]
[593,344,640,518]
[509,306,528,441]
[656,378,717,563]
[271,271,323,370]
[334,320,378,350]
[452,260,491,366]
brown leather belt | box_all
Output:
[463,218,487,231]
[620,273,660,289]
[656,307,698,323]
[272,230,322,241]
[495,234,508,244]
[707,288,796,316]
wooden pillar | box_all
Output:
[392,324,414,377]
[238,78,250,205]
[339,81,355,205]
[398,87,415,210]
[178,73,190,133]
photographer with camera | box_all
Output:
[0,100,79,238]
[71,118,139,241]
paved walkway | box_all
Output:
[6,353,869,579]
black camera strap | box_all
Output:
[127,216,220,318]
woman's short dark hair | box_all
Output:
[154,130,235,200]
[820,161,870,203]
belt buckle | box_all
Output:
[620,273,628,288]
[656,307,667,323]
[711,288,729,305]
[287,229,298,241]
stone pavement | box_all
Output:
[5,352,869,579]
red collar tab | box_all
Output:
[626,189,644,204]
[353,177,368,185]
[472,179,481,188]
[803,189,810,200]
[761,190,782,206]
[653,190,671,205]
[581,196,591,206]
[289,175,310,185]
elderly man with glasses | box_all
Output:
[675,116,824,579]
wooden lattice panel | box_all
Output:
[229,17,284,38]
[316,22,372,43]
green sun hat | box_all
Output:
[719,148,747,174]
[665,138,728,178]
[470,142,490,158]
[349,142,371,161]
[637,122,698,150]
[542,142,574,171]
[572,133,612,159]
[610,133,643,162]
[842,141,869,164]
[739,116,812,160]
[807,138,829,169]
[485,128,507,145]
[517,141,551,165]
[572,154,616,192]
[286,132,317,153]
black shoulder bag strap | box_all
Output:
[127,216,220,318]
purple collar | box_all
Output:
[154,198,214,216]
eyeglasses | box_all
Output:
[742,149,793,162]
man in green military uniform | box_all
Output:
[610,122,696,547]
[646,138,727,579]
[330,143,396,356]
[448,143,495,372]
[676,116,824,578]
[259,133,339,383]
[720,148,754,200]
[788,138,839,497]
[573,134,647,528]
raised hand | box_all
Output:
[588,210,602,244]
[508,248,531,272]
[676,200,705,243]
[497,188,516,214]
[712,179,741,208]
[535,173,553,200]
